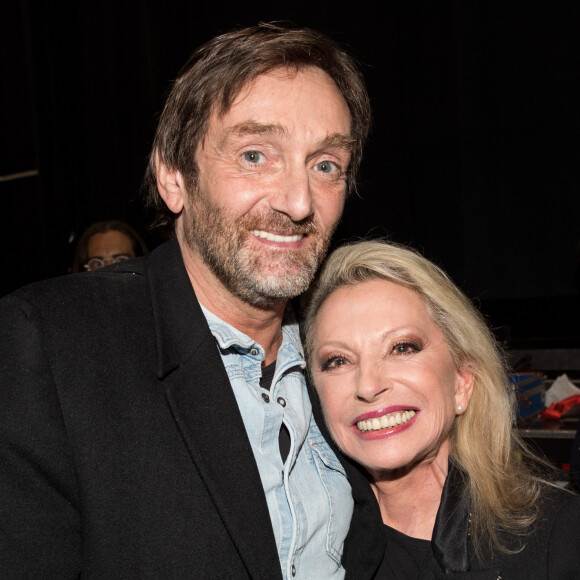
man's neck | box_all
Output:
[178,238,286,366]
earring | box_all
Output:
[457,405,463,412]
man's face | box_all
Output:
[181,66,352,308]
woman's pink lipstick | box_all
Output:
[352,406,418,440]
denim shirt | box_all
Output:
[201,305,353,579]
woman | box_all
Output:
[71,220,149,273]
[304,240,580,579]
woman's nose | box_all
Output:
[355,365,390,403]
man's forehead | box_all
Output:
[194,66,352,157]
[214,69,347,129]
[227,65,331,105]
[221,66,347,118]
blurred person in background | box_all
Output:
[71,219,149,273]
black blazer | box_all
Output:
[0,239,284,578]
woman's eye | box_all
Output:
[242,151,265,164]
[320,355,349,372]
[314,160,338,174]
[391,341,421,355]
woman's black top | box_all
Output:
[374,525,437,579]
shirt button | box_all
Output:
[262,393,270,403]
[291,564,296,576]
[250,348,259,356]
[277,397,286,407]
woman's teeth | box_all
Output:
[357,410,416,432]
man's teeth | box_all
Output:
[250,230,303,243]
[357,410,416,432]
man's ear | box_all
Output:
[156,154,187,214]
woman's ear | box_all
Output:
[454,369,475,415]
[156,154,187,214]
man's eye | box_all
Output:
[242,151,265,164]
[314,160,338,174]
[320,355,349,372]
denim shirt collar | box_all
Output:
[198,303,351,579]
[200,304,306,374]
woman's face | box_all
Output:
[310,278,473,476]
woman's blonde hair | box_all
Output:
[303,239,546,557]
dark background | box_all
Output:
[2,1,579,357]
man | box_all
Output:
[0,23,372,578]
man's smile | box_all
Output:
[249,229,305,243]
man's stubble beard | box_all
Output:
[183,191,338,309]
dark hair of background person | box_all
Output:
[142,21,372,235]
[71,220,149,273]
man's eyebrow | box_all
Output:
[220,122,354,152]
[317,132,356,153]
[225,121,289,140]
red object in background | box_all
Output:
[540,394,580,420]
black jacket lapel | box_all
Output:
[147,239,282,579]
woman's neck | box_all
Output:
[370,450,449,540]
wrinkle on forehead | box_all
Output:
[199,66,352,155]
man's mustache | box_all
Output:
[241,211,318,236]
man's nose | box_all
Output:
[268,166,313,222]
